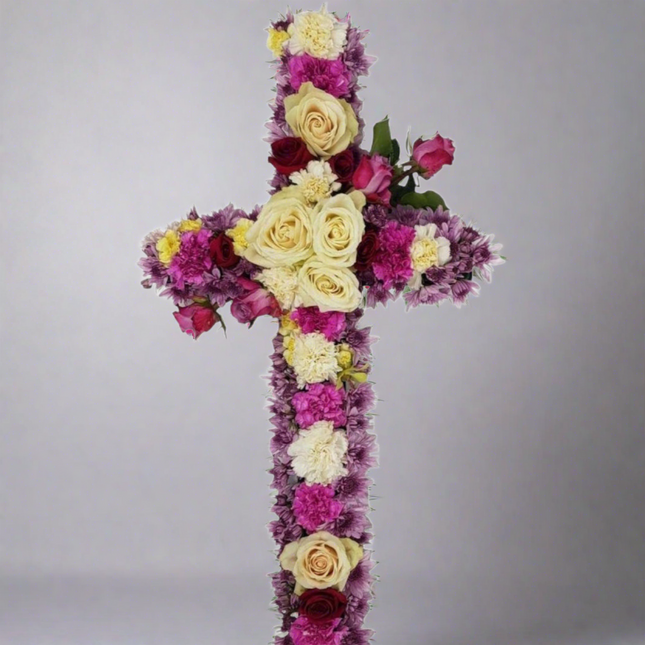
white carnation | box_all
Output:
[290,160,341,204]
[291,331,340,387]
[287,5,348,60]
[408,223,452,290]
[258,266,299,310]
[288,421,348,485]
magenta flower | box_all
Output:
[291,307,346,341]
[290,616,347,645]
[372,221,415,289]
[292,383,346,428]
[173,303,219,339]
[230,277,281,325]
[412,133,455,179]
[352,154,393,205]
[293,484,344,533]
[167,229,212,289]
[289,54,352,98]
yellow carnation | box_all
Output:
[226,218,253,256]
[178,219,202,233]
[267,27,289,58]
[283,335,296,365]
[279,312,300,337]
[156,230,180,265]
[336,344,353,370]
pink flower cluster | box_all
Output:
[289,54,352,97]
[290,617,347,645]
[372,221,415,289]
[291,307,347,341]
[293,484,344,532]
[292,383,347,428]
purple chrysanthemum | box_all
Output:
[289,54,353,98]
[293,483,344,533]
[404,207,504,309]
[292,383,347,428]
[167,229,212,290]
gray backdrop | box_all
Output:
[1,1,644,644]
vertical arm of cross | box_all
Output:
[139,6,503,643]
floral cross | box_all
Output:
[139,6,503,645]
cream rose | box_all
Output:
[280,531,363,595]
[296,258,362,313]
[311,191,366,267]
[284,82,359,159]
[243,187,314,268]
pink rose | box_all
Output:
[352,154,393,205]
[412,134,455,179]
[230,277,281,325]
[173,303,219,339]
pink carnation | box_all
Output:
[293,484,344,533]
[289,55,352,98]
[292,383,346,428]
[372,221,415,289]
[167,229,212,289]
[290,616,347,645]
[291,307,346,341]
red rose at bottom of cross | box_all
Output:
[298,589,348,624]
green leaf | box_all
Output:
[399,190,447,210]
[389,139,400,166]
[370,117,393,158]
[390,175,416,205]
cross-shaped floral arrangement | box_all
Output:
[139,6,503,644]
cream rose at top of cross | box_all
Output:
[311,191,366,267]
[285,82,359,159]
[243,186,314,268]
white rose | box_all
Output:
[284,82,358,159]
[311,191,366,267]
[296,258,362,313]
[243,187,314,268]
[287,6,348,60]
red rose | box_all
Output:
[355,225,380,271]
[173,303,219,339]
[298,589,347,624]
[268,137,314,175]
[329,149,356,183]
[209,233,239,269]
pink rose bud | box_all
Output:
[412,134,455,179]
[352,154,393,205]
[230,277,281,326]
[173,303,218,339]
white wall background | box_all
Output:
[1,1,644,644]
